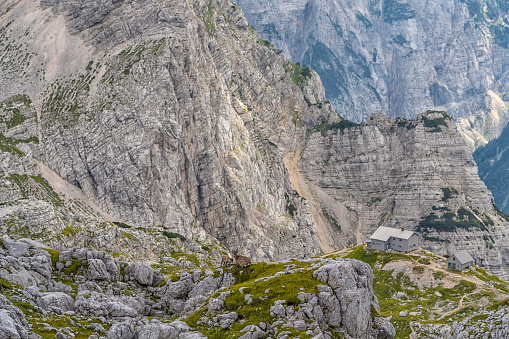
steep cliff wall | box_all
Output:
[294,111,509,280]
[0,0,337,261]
[236,0,509,149]
[474,120,509,213]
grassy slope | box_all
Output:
[334,245,509,338]
[184,261,322,338]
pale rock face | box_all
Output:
[37,292,75,312]
[314,259,379,339]
[0,0,325,261]
[296,111,509,280]
[0,295,29,339]
[236,0,509,148]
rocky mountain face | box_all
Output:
[291,110,509,280]
[473,120,509,213]
[0,238,396,338]
[1,0,509,280]
[236,0,509,149]
[0,0,339,261]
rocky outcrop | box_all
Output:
[236,0,509,149]
[0,295,30,339]
[0,238,395,338]
[294,111,509,280]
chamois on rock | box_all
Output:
[232,249,251,268]
[221,254,233,266]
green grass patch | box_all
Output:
[0,277,12,289]
[112,221,132,229]
[171,252,200,267]
[44,248,61,266]
[283,61,312,90]
[416,206,488,233]
[163,231,186,241]
[312,119,359,136]
[344,246,412,268]
[185,261,317,338]
[63,260,83,275]
[62,225,82,237]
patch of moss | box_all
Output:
[62,260,83,275]
[0,94,32,129]
[416,206,488,233]
[283,61,312,90]
[185,261,317,338]
[62,225,82,237]
[44,248,61,266]
[344,246,412,268]
[162,231,186,241]
[170,252,200,267]
[421,111,453,132]
[312,119,359,136]
[112,221,132,229]
[441,187,458,202]
[0,277,12,289]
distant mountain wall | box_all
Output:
[237,0,509,149]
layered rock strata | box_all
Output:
[0,0,332,260]
[236,0,509,149]
[294,111,509,280]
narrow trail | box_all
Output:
[409,323,417,339]
[436,287,481,321]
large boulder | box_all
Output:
[3,239,30,258]
[86,259,111,281]
[37,292,75,312]
[108,321,135,339]
[135,319,191,339]
[313,259,390,339]
[0,295,29,339]
[126,263,153,286]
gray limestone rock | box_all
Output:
[3,239,30,257]
[86,259,111,281]
[37,292,75,313]
[108,321,135,339]
[313,259,385,338]
[0,295,29,339]
[237,0,509,149]
[372,317,396,339]
[126,263,154,286]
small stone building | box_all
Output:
[366,226,419,253]
[447,250,474,271]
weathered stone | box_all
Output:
[37,292,75,312]
[86,259,111,281]
[3,239,30,258]
[0,295,29,339]
[126,263,153,286]
[108,321,135,339]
